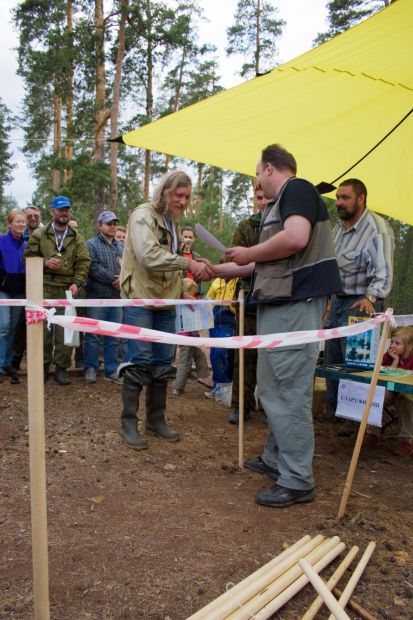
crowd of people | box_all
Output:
[1,143,412,510]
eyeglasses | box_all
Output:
[104,221,117,226]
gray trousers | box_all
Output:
[174,345,209,391]
[257,298,325,490]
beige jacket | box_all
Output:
[120,202,190,300]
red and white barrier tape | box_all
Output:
[1,297,232,307]
[37,308,394,350]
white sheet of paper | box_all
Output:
[335,379,385,427]
[175,302,214,333]
[195,223,226,253]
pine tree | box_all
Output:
[0,99,16,208]
[226,0,285,78]
[314,0,392,45]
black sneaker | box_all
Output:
[228,408,251,425]
[255,484,316,508]
[244,456,278,480]
[55,367,71,386]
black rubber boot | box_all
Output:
[120,382,148,450]
[145,381,180,442]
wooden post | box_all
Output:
[238,289,245,469]
[337,315,392,519]
[26,257,50,619]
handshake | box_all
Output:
[187,246,253,282]
[187,258,216,281]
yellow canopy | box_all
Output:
[120,0,413,225]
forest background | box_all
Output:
[0,0,411,312]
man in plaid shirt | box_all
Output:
[324,178,394,411]
[84,211,124,384]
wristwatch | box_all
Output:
[365,293,377,304]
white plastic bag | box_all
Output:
[64,290,80,347]
[214,382,232,407]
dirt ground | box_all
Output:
[1,367,412,620]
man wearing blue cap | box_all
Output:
[84,211,124,384]
[24,196,90,385]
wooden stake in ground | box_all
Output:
[26,257,50,619]
[337,315,392,519]
[299,560,350,620]
[238,289,245,469]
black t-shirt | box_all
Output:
[279,178,326,227]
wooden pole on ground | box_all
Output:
[228,537,344,620]
[302,545,359,619]
[26,257,50,619]
[327,542,376,620]
[254,541,346,620]
[190,535,326,620]
[238,289,245,469]
[187,535,313,620]
[337,315,392,519]
[332,587,379,620]
[299,560,351,620]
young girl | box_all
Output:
[363,327,413,456]
[172,278,212,395]
[204,276,238,406]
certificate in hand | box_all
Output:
[195,223,226,253]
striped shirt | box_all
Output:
[333,209,394,298]
[85,233,123,299]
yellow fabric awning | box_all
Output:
[120,0,413,225]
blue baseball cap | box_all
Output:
[98,210,119,224]
[51,195,72,209]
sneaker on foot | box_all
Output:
[204,389,216,399]
[85,368,97,384]
[55,366,70,386]
[104,372,123,385]
[244,456,278,480]
[255,484,316,508]
[228,408,251,425]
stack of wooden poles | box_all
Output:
[187,534,377,620]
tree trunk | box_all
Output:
[110,0,128,212]
[143,1,153,200]
[95,0,108,216]
[255,0,261,76]
[51,83,62,192]
[64,0,74,182]
[164,46,188,170]
[194,163,204,215]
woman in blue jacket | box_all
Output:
[0,210,27,384]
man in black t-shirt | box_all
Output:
[216,144,341,508]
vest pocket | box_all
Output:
[253,260,293,301]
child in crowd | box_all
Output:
[363,327,413,455]
[205,276,238,406]
[172,278,212,395]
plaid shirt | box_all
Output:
[85,233,123,299]
[333,209,394,299]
